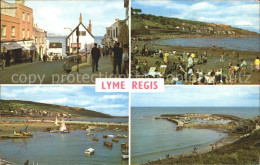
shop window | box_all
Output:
[27,14,30,23]
[22,29,25,39]
[27,30,30,39]
[23,12,25,22]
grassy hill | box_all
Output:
[131,9,259,39]
[0,99,112,118]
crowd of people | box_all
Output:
[131,44,260,85]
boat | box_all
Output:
[107,135,114,138]
[113,128,122,132]
[117,134,123,138]
[85,148,95,155]
[112,138,119,142]
[103,135,107,138]
[121,151,129,160]
[13,131,22,136]
[121,143,129,149]
[104,141,113,147]
[50,129,59,133]
[140,116,143,120]
[86,129,93,136]
[122,135,127,138]
[14,124,33,136]
[91,137,99,141]
[59,119,70,133]
[55,117,59,126]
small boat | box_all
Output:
[104,141,113,147]
[117,134,123,138]
[103,135,107,138]
[85,148,95,155]
[140,116,143,120]
[121,151,129,160]
[112,138,119,142]
[113,128,122,132]
[121,143,129,149]
[59,119,69,133]
[122,135,127,138]
[14,131,22,136]
[91,137,99,141]
[86,132,93,136]
[55,117,59,126]
[50,129,59,133]
[107,135,114,138]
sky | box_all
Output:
[132,0,260,33]
[132,86,260,107]
[10,0,126,36]
[0,86,129,116]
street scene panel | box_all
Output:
[1,0,129,84]
[131,0,260,85]
[131,86,260,164]
[0,86,129,164]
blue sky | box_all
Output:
[132,0,260,33]
[9,0,126,36]
[0,86,129,116]
[132,86,260,107]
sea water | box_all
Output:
[151,37,260,52]
[0,128,128,165]
[131,107,259,164]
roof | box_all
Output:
[66,23,95,40]
[49,42,62,48]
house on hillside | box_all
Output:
[66,13,94,55]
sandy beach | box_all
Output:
[131,41,260,85]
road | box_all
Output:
[0,56,125,84]
[0,60,67,84]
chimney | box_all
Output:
[88,19,92,34]
[15,0,25,5]
[115,18,119,22]
[79,13,82,24]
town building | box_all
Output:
[1,0,37,64]
[65,13,94,55]
[48,42,63,60]
[33,23,47,61]
[103,0,129,48]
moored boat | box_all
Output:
[103,135,107,138]
[107,135,114,138]
[59,119,70,133]
[104,141,113,147]
[91,137,99,141]
[112,138,119,142]
[85,148,95,155]
[121,151,129,160]
[121,143,129,149]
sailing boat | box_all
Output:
[85,132,95,156]
[59,119,69,133]
[55,117,59,126]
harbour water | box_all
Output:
[0,125,128,165]
[131,107,259,164]
[47,36,104,57]
[151,37,260,52]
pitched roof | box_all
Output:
[49,42,62,48]
[66,23,95,40]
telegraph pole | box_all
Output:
[76,26,79,73]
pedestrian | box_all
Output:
[91,43,101,73]
[122,44,129,77]
[1,53,6,70]
[6,52,10,67]
[240,59,247,76]
[43,53,46,63]
[28,54,32,63]
[255,56,260,71]
[112,42,123,76]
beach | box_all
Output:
[131,40,260,85]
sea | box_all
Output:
[0,119,128,165]
[131,107,259,164]
[47,36,104,57]
[150,37,260,52]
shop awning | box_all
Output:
[1,42,23,50]
[21,41,37,51]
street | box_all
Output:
[0,56,125,84]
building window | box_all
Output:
[1,25,6,39]
[116,27,118,38]
[23,12,25,21]
[39,37,41,43]
[22,29,25,39]
[27,14,30,22]
[79,31,86,36]
[27,29,30,39]
[11,26,15,39]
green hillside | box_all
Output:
[131,8,259,39]
[0,99,112,118]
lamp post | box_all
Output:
[64,27,73,55]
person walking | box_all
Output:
[91,43,101,73]
[112,42,123,76]
[1,53,6,70]
[122,44,129,77]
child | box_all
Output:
[250,63,254,72]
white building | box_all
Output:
[48,42,62,60]
[66,14,94,55]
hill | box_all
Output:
[0,99,112,118]
[131,9,259,40]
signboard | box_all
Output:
[71,43,81,48]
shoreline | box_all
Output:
[143,113,258,164]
